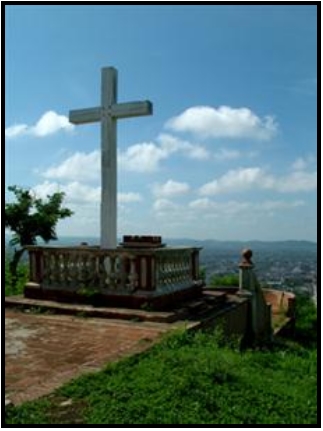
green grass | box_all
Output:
[5,269,317,425]
[6,307,317,425]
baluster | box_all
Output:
[175,254,181,284]
[69,253,77,287]
[159,256,165,288]
[42,252,48,284]
[51,253,57,284]
[151,256,156,290]
[140,257,147,289]
[170,256,176,286]
[87,254,96,285]
[62,253,70,286]
[80,252,91,287]
[79,253,85,286]
[118,254,128,289]
[128,256,138,291]
[48,253,55,285]
[75,254,81,283]
[57,253,64,284]
[179,254,184,284]
[103,255,111,286]
[109,255,117,289]
[97,255,106,289]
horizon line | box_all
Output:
[4,233,317,244]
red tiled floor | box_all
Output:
[5,309,173,405]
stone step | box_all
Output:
[171,291,230,321]
[186,300,208,312]
[5,290,248,330]
[5,295,179,324]
[202,291,228,310]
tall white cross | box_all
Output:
[69,67,153,249]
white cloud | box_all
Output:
[66,182,100,204]
[119,134,209,173]
[199,167,273,195]
[118,192,142,203]
[5,110,74,139]
[157,134,209,160]
[153,198,180,213]
[213,148,242,161]
[186,145,209,160]
[291,154,316,171]
[153,197,305,232]
[199,166,316,195]
[33,181,142,206]
[166,105,277,140]
[275,171,317,192]
[188,198,217,211]
[189,198,305,218]
[32,180,63,198]
[119,142,167,173]
[5,124,29,138]
[44,137,203,179]
[189,198,251,215]
[152,180,190,198]
[33,181,100,204]
[261,200,305,210]
[291,157,307,171]
[42,151,100,182]
[32,111,74,136]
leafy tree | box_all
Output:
[5,186,73,284]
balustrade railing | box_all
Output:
[26,245,202,295]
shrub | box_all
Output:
[209,273,239,287]
[5,260,28,296]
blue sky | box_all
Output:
[5,5,317,242]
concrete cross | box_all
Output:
[69,67,152,248]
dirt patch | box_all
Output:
[5,317,42,356]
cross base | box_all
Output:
[119,235,165,249]
[24,242,203,311]
[24,283,203,311]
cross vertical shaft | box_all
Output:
[101,68,117,248]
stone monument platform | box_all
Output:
[24,236,203,311]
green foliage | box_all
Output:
[209,273,239,287]
[6,299,317,425]
[5,260,28,296]
[199,266,206,283]
[293,294,317,348]
[6,185,73,247]
[5,185,73,285]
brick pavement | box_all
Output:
[5,309,175,405]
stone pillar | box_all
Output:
[238,249,272,344]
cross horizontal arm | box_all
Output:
[111,101,153,119]
[69,107,102,124]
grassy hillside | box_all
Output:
[6,296,317,425]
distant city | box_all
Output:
[196,240,317,300]
[5,235,317,299]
